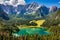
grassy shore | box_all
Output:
[18,20,45,29]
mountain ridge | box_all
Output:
[0,2,58,19]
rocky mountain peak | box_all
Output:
[49,6,57,13]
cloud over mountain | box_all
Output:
[0,0,4,4]
[10,0,26,5]
[18,0,26,5]
[0,0,26,5]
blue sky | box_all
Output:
[25,0,60,7]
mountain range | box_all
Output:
[0,2,58,20]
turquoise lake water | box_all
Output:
[13,28,50,36]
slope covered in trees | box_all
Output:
[42,8,60,27]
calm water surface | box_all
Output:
[13,28,50,36]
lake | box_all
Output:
[13,27,50,37]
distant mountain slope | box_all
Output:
[0,4,17,14]
[38,5,49,18]
[49,6,58,13]
[42,8,60,27]
[0,5,9,20]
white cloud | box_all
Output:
[0,0,26,6]
[58,2,60,4]
[9,0,26,5]
[10,0,18,5]
[0,0,5,4]
[18,0,26,5]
